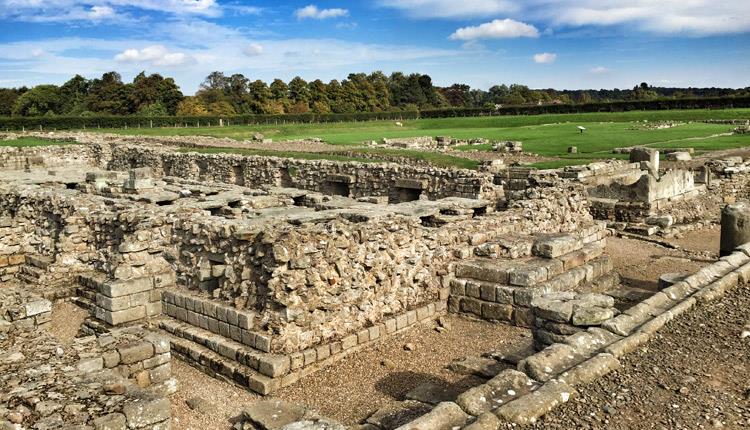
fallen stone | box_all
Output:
[243,400,307,430]
[393,402,469,430]
[494,380,576,425]
[448,356,505,378]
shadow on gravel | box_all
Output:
[374,371,479,401]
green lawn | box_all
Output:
[95,108,750,144]
[89,108,750,169]
[0,137,75,147]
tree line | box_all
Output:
[1,71,748,118]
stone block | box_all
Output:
[495,380,576,425]
[532,235,581,259]
[482,303,513,321]
[122,398,170,428]
[518,343,585,382]
[92,413,127,430]
[558,353,620,387]
[103,306,147,325]
[119,342,155,365]
[259,355,291,378]
[394,402,468,430]
[101,277,153,298]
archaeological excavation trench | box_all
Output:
[1,132,749,429]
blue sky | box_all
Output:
[0,0,748,94]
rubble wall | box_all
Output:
[106,145,503,201]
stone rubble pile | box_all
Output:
[491,141,523,153]
[0,322,172,429]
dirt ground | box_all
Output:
[535,279,750,429]
[606,226,719,290]
[47,301,89,343]
[169,315,528,429]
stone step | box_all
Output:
[161,328,280,395]
[157,316,289,380]
[16,272,39,285]
[20,264,45,279]
[624,223,659,236]
[25,254,53,270]
[456,242,604,286]
[161,289,267,351]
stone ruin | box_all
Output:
[2,131,750,429]
[365,136,522,154]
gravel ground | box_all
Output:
[535,281,750,429]
[169,315,529,429]
[605,230,715,291]
[47,301,88,343]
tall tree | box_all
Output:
[86,72,132,115]
[12,85,64,116]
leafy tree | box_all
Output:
[12,85,64,116]
[130,72,183,115]
[59,75,90,114]
[208,100,236,116]
[0,88,23,116]
[442,84,471,107]
[137,102,168,117]
[176,97,209,116]
[247,79,272,114]
[86,72,132,115]
[288,77,310,105]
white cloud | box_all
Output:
[378,0,518,19]
[31,48,45,57]
[294,5,349,20]
[0,33,461,93]
[243,43,264,56]
[0,0,223,22]
[449,19,539,40]
[115,45,193,66]
[88,5,115,19]
[590,66,611,74]
[533,52,556,64]
[382,0,750,36]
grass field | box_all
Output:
[0,137,76,147]
[31,108,750,169]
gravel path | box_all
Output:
[169,315,528,429]
[535,281,750,429]
[605,231,715,291]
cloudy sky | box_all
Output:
[0,0,749,93]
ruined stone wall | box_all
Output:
[106,145,503,202]
[0,216,30,281]
[0,144,99,170]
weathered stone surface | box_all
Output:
[495,380,576,425]
[448,356,505,378]
[455,369,537,416]
[557,353,621,387]
[394,402,469,430]
[122,398,170,428]
[242,400,307,430]
[518,344,585,382]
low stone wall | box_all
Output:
[107,144,504,202]
[0,285,52,331]
[448,229,614,328]
[75,327,173,390]
[0,216,30,281]
[0,142,96,170]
